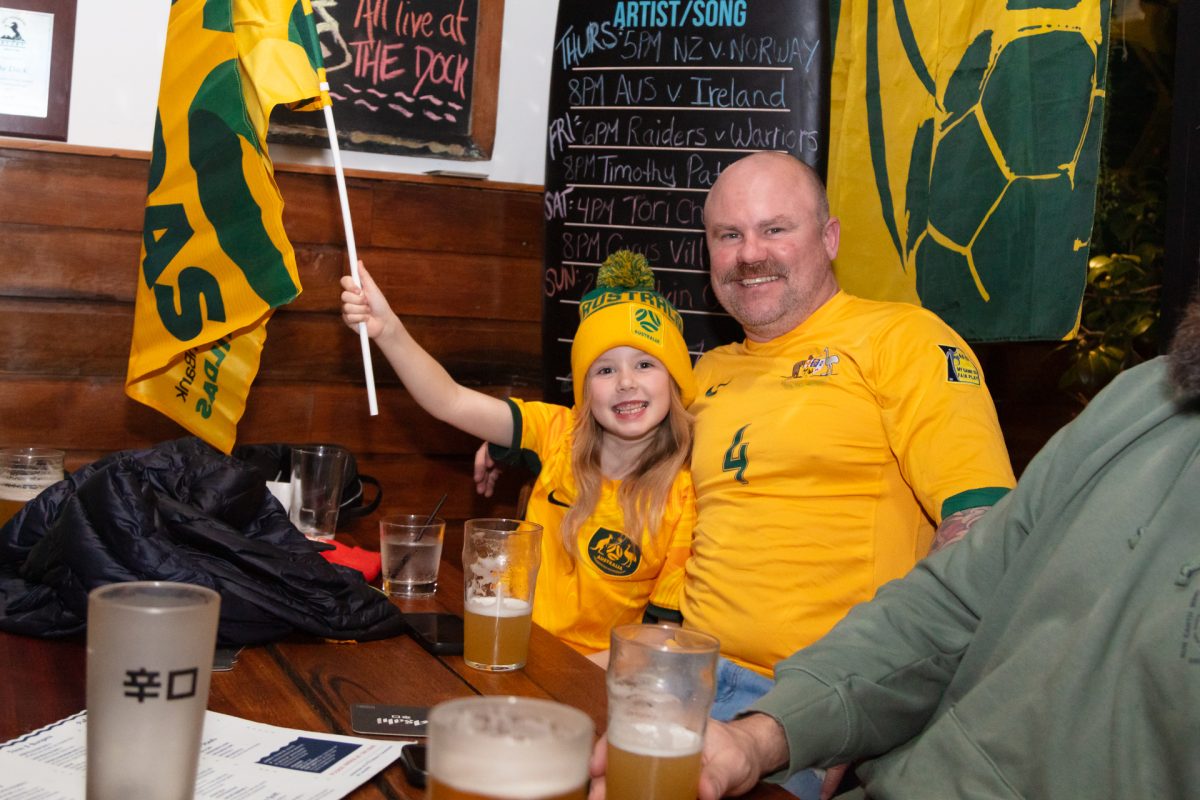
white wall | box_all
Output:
[67,0,554,185]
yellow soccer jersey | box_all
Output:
[494,398,695,654]
[682,292,1014,676]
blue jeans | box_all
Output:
[712,658,824,800]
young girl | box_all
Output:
[340,250,697,654]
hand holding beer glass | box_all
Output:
[427,696,593,799]
[605,624,719,800]
[462,518,542,671]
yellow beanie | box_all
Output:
[570,250,696,408]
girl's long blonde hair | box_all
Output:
[560,377,693,557]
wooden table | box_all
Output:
[0,519,789,799]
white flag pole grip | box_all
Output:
[321,95,378,416]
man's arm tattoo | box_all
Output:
[930,505,990,553]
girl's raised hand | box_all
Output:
[340,262,396,340]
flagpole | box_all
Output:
[319,87,378,417]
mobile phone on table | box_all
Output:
[400,743,427,788]
[404,612,464,655]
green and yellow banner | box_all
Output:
[828,0,1111,340]
[126,0,329,453]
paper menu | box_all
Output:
[0,709,408,799]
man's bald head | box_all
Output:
[704,152,830,227]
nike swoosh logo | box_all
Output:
[705,381,731,397]
[548,490,571,508]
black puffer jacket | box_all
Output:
[0,437,405,645]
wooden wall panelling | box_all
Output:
[0,149,146,231]
[0,297,539,384]
[0,142,544,521]
[0,224,141,301]
[0,377,533,455]
[370,181,543,257]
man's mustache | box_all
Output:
[722,261,782,284]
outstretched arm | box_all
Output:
[340,263,513,446]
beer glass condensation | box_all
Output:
[427,695,593,800]
[462,518,542,671]
[0,447,64,526]
[605,624,720,800]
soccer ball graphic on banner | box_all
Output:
[895,3,1109,338]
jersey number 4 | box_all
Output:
[722,425,750,485]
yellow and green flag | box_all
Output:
[827,0,1111,341]
[126,0,330,453]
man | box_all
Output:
[678,152,1013,716]
[599,306,1200,800]
[484,150,1014,797]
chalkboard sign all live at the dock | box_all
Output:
[269,0,503,159]
[542,1,828,404]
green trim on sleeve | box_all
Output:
[486,398,542,473]
[941,487,1011,520]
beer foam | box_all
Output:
[465,595,531,617]
[431,719,587,798]
[0,486,39,502]
[435,769,583,799]
[607,720,702,757]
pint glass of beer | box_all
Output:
[605,624,720,800]
[427,695,592,799]
[462,518,543,671]
[0,447,64,526]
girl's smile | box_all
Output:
[587,346,672,446]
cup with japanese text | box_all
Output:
[605,624,720,800]
[288,445,348,541]
[461,518,542,671]
[380,513,445,597]
[427,695,592,800]
[86,581,221,800]
[0,447,64,526]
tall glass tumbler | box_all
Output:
[288,445,348,541]
[605,624,720,800]
[427,695,593,799]
[0,446,64,526]
[461,518,543,671]
[86,581,221,800]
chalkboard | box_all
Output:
[541,1,829,404]
[268,0,502,159]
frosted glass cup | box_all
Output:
[0,446,64,526]
[605,624,720,800]
[86,581,221,800]
[288,445,348,541]
[427,695,592,800]
[380,514,445,597]
[462,518,543,671]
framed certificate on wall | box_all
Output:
[0,0,75,140]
